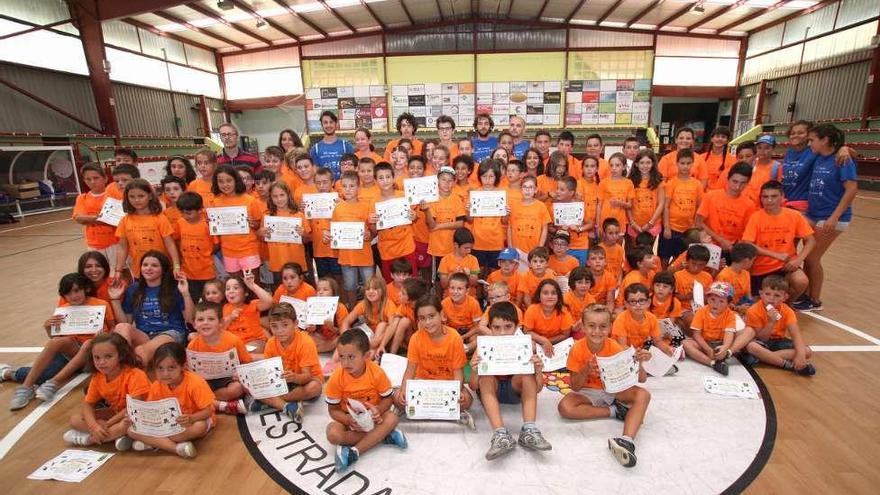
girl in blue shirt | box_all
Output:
[782,120,856,213]
[110,250,194,364]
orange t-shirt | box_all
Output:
[674,269,713,311]
[383,138,424,162]
[222,301,267,344]
[147,370,216,423]
[177,217,217,281]
[437,253,480,278]
[350,300,397,329]
[650,295,683,320]
[293,183,319,208]
[310,215,337,259]
[163,206,182,239]
[508,200,551,253]
[702,151,737,191]
[115,213,174,278]
[616,270,654,307]
[331,200,373,267]
[209,194,263,258]
[665,177,703,232]
[576,179,600,220]
[441,295,482,330]
[188,330,254,363]
[407,327,467,380]
[566,155,583,180]
[187,179,214,204]
[480,303,524,326]
[325,359,393,409]
[427,193,466,257]
[658,150,708,182]
[745,161,784,207]
[387,282,402,306]
[317,304,348,341]
[57,297,114,344]
[84,366,150,412]
[566,338,624,390]
[487,268,520,297]
[106,182,123,200]
[537,175,558,202]
[589,270,618,302]
[602,242,625,282]
[375,192,415,260]
[716,267,751,304]
[697,190,757,245]
[517,269,557,302]
[741,208,814,276]
[412,207,430,244]
[357,184,382,203]
[746,302,797,340]
[356,150,383,164]
[264,331,322,380]
[612,309,660,348]
[273,282,317,303]
[598,177,635,228]
[468,189,507,251]
[73,192,117,249]
[691,306,738,341]
[523,304,573,339]
[563,290,595,322]
[264,211,310,272]
[548,255,579,277]
[506,186,524,206]
[632,179,662,228]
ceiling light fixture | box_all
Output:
[217,1,234,11]
[691,1,705,14]
[256,18,267,29]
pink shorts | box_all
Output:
[627,223,663,239]
[223,254,262,273]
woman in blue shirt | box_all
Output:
[109,250,194,364]
[782,120,856,213]
[796,125,858,311]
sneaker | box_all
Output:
[792,298,822,311]
[458,410,476,431]
[611,399,630,421]
[485,430,516,460]
[9,385,34,411]
[664,364,679,376]
[740,352,760,367]
[383,428,408,449]
[132,440,157,452]
[712,359,729,376]
[0,363,12,382]
[517,428,552,452]
[115,436,133,451]
[176,441,197,459]
[284,401,305,424]
[795,363,817,376]
[608,437,638,468]
[225,399,246,415]
[334,445,359,473]
[63,429,91,446]
[35,380,59,402]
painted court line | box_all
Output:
[0,218,71,234]
[0,373,87,460]
[810,345,880,352]
[856,195,880,201]
[0,347,44,353]
[803,312,880,345]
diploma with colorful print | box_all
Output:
[403,175,439,205]
[374,197,412,230]
[330,221,365,249]
[405,379,460,420]
[302,192,339,219]
[553,202,584,227]
[96,198,124,227]
[52,305,105,335]
[596,346,640,393]
[126,396,185,437]
[263,215,303,243]
[186,348,239,379]
[238,356,288,400]
[206,206,249,235]
[469,190,507,217]
[477,334,534,375]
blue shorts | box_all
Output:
[148,329,186,345]
[757,338,794,352]
[314,257,342,277]
[496,378,521,405]
[473,250,501,272]
[658,230,686,262]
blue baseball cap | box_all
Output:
[497,248,519,262]
[755,135,776,147]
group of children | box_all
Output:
[1,119,836,474]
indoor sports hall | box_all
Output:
[1,1,879,494]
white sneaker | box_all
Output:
[63,429,91,446]
[35,380,59,401]
[115,436,133,451]
[176,441,197,459]
[132,440,157,452]
[0,363,12,382]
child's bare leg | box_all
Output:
[128,422,209,454]
[512,375,537,423]
[682,339,712,366]
[246,340,265,360]
[478,376,504,429]
[615,386,651,439]
[213,382,244,404]
[680,311,694,330]
[390,319,412,354]
[22,337,78,388]
[460,387,474,410]
[557,393,613,420]
[730,328,755,354]
[281,380,322,401]
[353,411,399,455]
[260,397,288,410]
[327,421,365,446]
[343,290,357,310]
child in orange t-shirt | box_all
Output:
[72,163,118,269]
[547,231,579,277]
[306,277,349,354]
[508,176,550,255]
[326,330,407,473]
[222,271,273,354]
[9,273,115,411]
[476,281,524,335]
[742,276,815,376]
[616,246,657,309]
[341,275,397,352]
[404,157,433,281]
[683,282,754,376]
[558,303,651,468]
[487,247,521,299]
[715,243,757,312]
[381,278,429,355]
[272,262,317,303]
[394,295,474,428]
[106,163,138,201]
[553,176,593,266]
[628,149,666,239]
[650,271,685,339]
[599,218,625,282]
[208,165,264,275]
[564,267,595,338]
[588,247,617,307]
[658,128,709,187]
[176,192,218,301]
[114,178,180,279]
[127,342,214,457]
[386,259,411,306]
[187,148,216,205]
[441,273,483,351]
[309,166,341,283]
[597,153,634,232]
[517,247,557,309]
[674,245,714,329]
[161,176,186,239]
[660,149,703,264]
[425,166,466,261]
[524,279,573,355]
[371,163,417,281]
[452,155,475,201]
[576,157,601,231]
[745,135,784,208]
[613,284,673,357]
[188,301,253,415]
[537,151,567,203]
[259,181,310,281]
[437,227,480,296]
[356,158,381,203]
[258,303,324,421]
[505,160,525,204]
[331,171,377,308]
[468,159,509,279]
[703,127,737,191]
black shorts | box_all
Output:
[756,338,794,352]
[207,377,234,390]
[750,269,786,296]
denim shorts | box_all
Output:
[496,378,521,405]
[341,265,375,292]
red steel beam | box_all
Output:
[0,18,72,41]
[95,0,184,20]
[272,0,329,38]
[122,17,217,52]
[360,0,387,30]
[596,0,625,25]
[436,0,445,21]
[318,0,357,32]
[153,10,245,49]
[746,0,836,34]
[565,0,588,23]
[687,0,748,32]
[401,0,416,25]
[656,2,697,30]
[230,0,304,41]
[185,2,275,45]
[627,0,664,27]
[716,0,791,34]
[536,0,549,20]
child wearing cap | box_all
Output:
[487,247,522,301]
[548,231,579,277]
[424,166,467,263]
[745,135,783,208]
[683,281,755,376]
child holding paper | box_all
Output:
[187,301,253,415]
[7,273,115,410]
[341,275,397,352]
[650,271,685,342]
[307,277,348,353]
[126,342,213,458]
[255,303,324,421]
[310,167,342,284]
[176,192,218,302]
[371,162,418,282]
[208,164,264,276]
[405,156,434,282]
[467,158,509,280]
[272,262,317,304]
[558,303,651,468]
[742,276,815,375]
[329,171,376,308]
[683,282,755,376]
[674,244,714,329]
[381,278,429,356]
[523,279,574,355]
[393,295,475,429]
[223,271,273,355]
[259,181,310,283]
[613,284,673,357]
[327,330,408,474]
[72,163,118,269]
[468,302,551,461]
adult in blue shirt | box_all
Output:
[509,115,530,159]
[471,113,498,163]
[309,110,354,180]
[797,124,858,311]
[109,250,194,364]
[782,120,856,213]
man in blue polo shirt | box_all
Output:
[217,122,262,170]
[509,115,530,159]
[309,110,354,180]
[471,113,498,163]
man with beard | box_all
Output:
[309,110,354,180]
[471,113,498,163]
[509,115,530,160]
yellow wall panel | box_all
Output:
[476,52,566,82]
[385,54,474,84]
[302,57,384,87]
[567,50,654,80]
